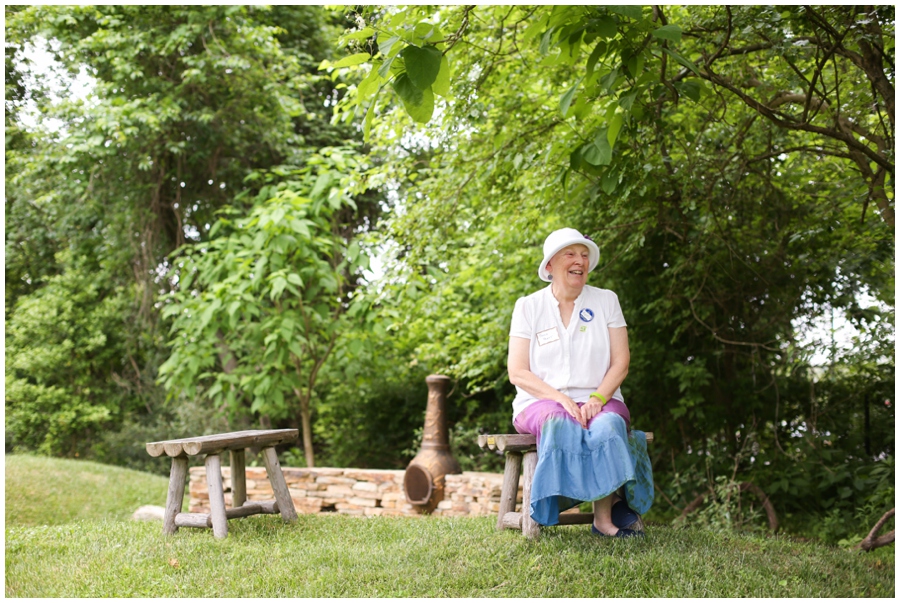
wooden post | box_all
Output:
[163,456,189,536]
[230,449,247,508]
[205,453,229,539]
[262,446,298,522]
[521,450,540,539]
[497,451,523,531]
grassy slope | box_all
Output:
[4,455,895,598]
[5,454,170,526]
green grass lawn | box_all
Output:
[5,454,895,597]
[5,454,171,526]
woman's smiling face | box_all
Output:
[546,244,590,288]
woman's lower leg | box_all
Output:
[592,495,619,535]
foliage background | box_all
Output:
[5,4,894,545]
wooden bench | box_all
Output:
[477,432,653,539]
[146,429,299,538]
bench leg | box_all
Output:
[205,454,229,539]
[163,455,188,536]
[262,446,298,522]
[230,449,247,508]
[521,450,540,539]
[497,451,522,531]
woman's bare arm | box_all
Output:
[508,335,585,427]
[581,326,630,423]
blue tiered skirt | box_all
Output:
[514,400,654,526]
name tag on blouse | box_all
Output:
[536,327,560,346]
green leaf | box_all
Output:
[377,56,396,79]
[559,76,584,118]
[357,65,382,101]
[392,72,423,106]
[208,380,223,398]
[389,9,409,28]
[674,80,702,102]
[289,218,311,237]
[571,92,590,121]
[607,113,624,148]
[198,298,222,329]
[363,100,376,140]
[413,22,442,43]
[626,52,644,78]
[340,27,375,43]
[594,16,618,39]
[619,91,638,111]
[432,54,451,97]
[347,240,361,262]
[522,16,546,42]
[400,45,442,90]
[271,387,284,410]
[608,6,643,20]
[405,87,435,122]
[652,25,683,43]
[270,276,287,300]
[569,145,584,171]
[582,128,612,166]
[355,253,370,271]
[208,219,224,238]
[601,170,618,194]
[599,67,620,93]
[539,28,555,56]
[311,172,333,199]
[663,47,701,77]
[333,53,371,69]
[252,230,267,250]
[392,73,435,123]
[250,396,265,413]
[586,40,607,79]
[378,35,400,57]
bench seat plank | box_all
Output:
[478,431,652,453]
[146,429,298,457]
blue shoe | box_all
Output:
[611,499,639,528]
[591,524,644,538]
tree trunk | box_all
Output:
[294,388,315,468]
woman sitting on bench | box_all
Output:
[507,227,653,538]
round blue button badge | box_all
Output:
[579,308,595,322]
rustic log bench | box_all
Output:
[477,431,653,539]
[146,429,299,538]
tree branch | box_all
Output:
[856,507,895,552]
[437,5,475,55]
[687,293,781,352]
[745,145,852,164]
[699,68,893,174]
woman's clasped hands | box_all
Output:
[559,396,606,429]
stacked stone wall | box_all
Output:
[189,467,522,518]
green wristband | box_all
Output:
[589,392,607,406]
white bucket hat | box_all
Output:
[538,227,600,282]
